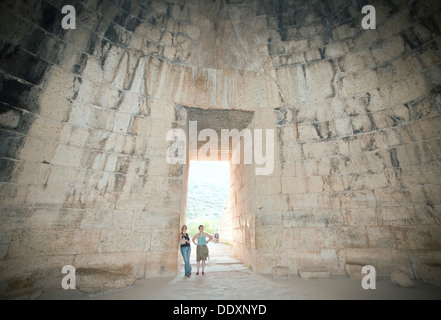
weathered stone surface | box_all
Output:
[338,249,413,277]
[76,268,136,294]
[271,266,293,279]
[390,270,414,288]
[415,264,441,286]
[344,263,366,279]
[298,266,332,280]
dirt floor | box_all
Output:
[38,243,441,300]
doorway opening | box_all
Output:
[176,105,256,272]
[185,160,234,264]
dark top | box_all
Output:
[180,232,190,248]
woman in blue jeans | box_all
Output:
[179,225,192,277]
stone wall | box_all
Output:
[0,0,194,290]
[218,194,233,245]
[262,0,441,277]
[0,0,440,292]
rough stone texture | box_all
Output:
[416,264,441,286]
[271,266,292,278]
[0,0,440,292]
[339,248,413,277]
[344,263,365,280]
[231,123,258,269]
[390,270,414,288]
[298,266,332,279]
[218,196,233,245]
[76,268,136,294]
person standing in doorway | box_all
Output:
[179,225,192,277]
[192,225,213,275]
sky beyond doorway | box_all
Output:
[186,161,230,236]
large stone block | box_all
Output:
[337,248,413,276]
[377,9,414,39]
[331,23,359,40]
[24,208,82,230]
[25,184,69,206]
[282,210,342,228]
[281,176,307,194]
[372,35,406,65]
[285,249,339,275]
[308,175,324,193]
[0,254,74,291]
[15,136,56,163]
[415,263,441,285]
[255,226,282,249]
[271,266,293,278]
[393,225,441,250]
[335,117,352,136]
[390,270,414,287]
[0,6,30,45]
[323,42,348,59]
[256,194,289,212]
[340,70,379,96]
[339,190,376,209]
[98,229,151,253]
[281,144,303,163]
[377,206,415,226]
[276,60,335,105]
[68,103,115,131]
[374,188,412,208]
[144,251,178,278]
[91,84,124,110]
[283,228,326,250]
[12,161,51,185]
[344,208,377,227]
[417,116,441,140]
[38,69,78,121]
[112,112,132,133]
[302,141,327,159]
[305,60,336,101]
[129,115,151,137]
[338,49,375,73]
[51,144,84,168]
[74,252,147,279]
[298,265,332,279]
[378,74,429,107]
[366,227,396,248]
[344,263,364,279]
[8,228,100,258]
[303,160,319,176]
[324,227,369,249]
[80,209,116,229]
[255,177,281,195]
[287,193,306,211]
[377,54,424,88]
[322,175,345,192]
[76,268,136,294]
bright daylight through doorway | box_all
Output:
[186,161,231,259]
